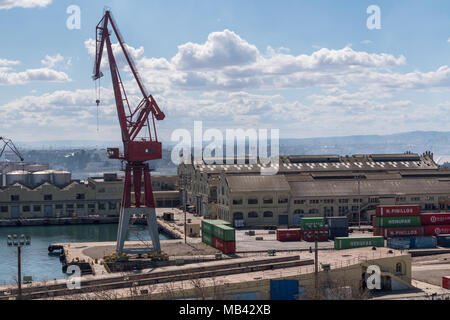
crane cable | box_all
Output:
[94,77,101,132]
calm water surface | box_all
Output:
[0,224,168,285]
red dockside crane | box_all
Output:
[92,10,165,253]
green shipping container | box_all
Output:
[375,216,422,228]
[301,217,325,230]
[213,224,236,241]
[201,219,231,234]
[202,232,213,246]
[334,236,384,250]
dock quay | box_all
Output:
[0,216,119,227]
[0,254,312,300]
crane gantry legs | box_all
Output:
[116,163,161,253]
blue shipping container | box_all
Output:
[388,236,437,249]
[387,238,410,250]
[410,236,437,249]
[270,280,299,300]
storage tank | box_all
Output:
[32,170,52,187]
[25,163,49,173]
[6,170,30,186]
[52,171,71,186]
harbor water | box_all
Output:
[0,224,169,285]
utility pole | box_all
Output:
[183,189,187,244]
[7,234,31,300]
[314,231,319,299]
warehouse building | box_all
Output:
[0,172,180,220]
[216,173,450,227]
[178,152,449,222]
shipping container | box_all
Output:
[443,277,450,289]
[202,232,213,246]
[376,205,421,217]
[276,229,301,242]
[303,229,328,242]
[270,280,299,300]
[373,227,382,237]
[213,224,235,241]
[201,219,231,234]
[334,236,384,250]
[374,227,425,238]
[328,227,349,240]
[375,216,422,228]
[424,225,450,236]
[326,217,349,228]
[420,213,450,226]
[410,236,436,249]
[387,238,410,250]
[301,217,325,230]
[437,234,450,248]
[212,236,236,254]
[387,236,437,249]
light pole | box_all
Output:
[7,234,31,300]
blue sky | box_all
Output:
[1,0,450,143]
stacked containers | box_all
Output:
[334,236,384,250]
[212,222,236,254]
[327,217,349,239]
[201,220,231,250]
[421,213,450,237]
[301,217,327,242]
[373,205,424,238]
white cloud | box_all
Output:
[172,29,259,69]
[0,68,70,85]
[41,54,64,68]
[0,58,20,66]
[0,0,51,9]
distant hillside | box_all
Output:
[16,131,450,154]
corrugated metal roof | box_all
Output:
[226,175,290,192]
[289,178,450,197]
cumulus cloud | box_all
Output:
[0,0,51,9]
[0,58,20,66]
[41,54,64,68]
[172,29,259,70]
[0,67,70,85]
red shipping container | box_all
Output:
[372,216,376,228]
[375,227,424,238]
[373,227,382,237]
[213,236,236,254]
[443,277,450,289]
[421,213,450,226]
[424,225,450,236]
[276,229,301,242]
[302,229,328,242]
[376,205,421,217]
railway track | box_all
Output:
[0,255,312,300]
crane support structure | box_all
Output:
[93,10,165,253]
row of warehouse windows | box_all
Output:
[8,194,87,202]
[231,196,289,205]
[0,202,119,213]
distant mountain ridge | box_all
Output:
[15,130,450,155]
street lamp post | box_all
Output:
[7,234,31,300]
